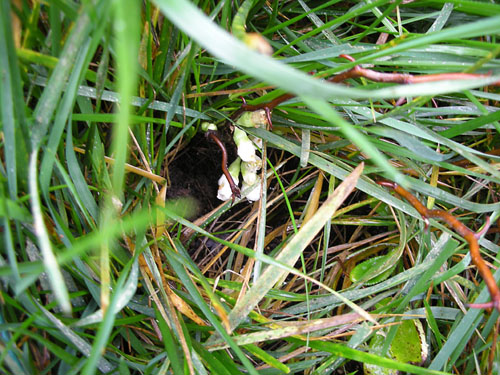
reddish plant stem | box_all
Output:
[378,181,500,313]
[231,54,500,127]
[205,130,241,200]
[334,55,500,85]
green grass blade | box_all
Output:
[39,40,93,193]
[301,338,451,375]
[302,96,400,182]
[0,0,26,198]
[425,0,500,16]
[34,300,114,373]
[165,246,260,375]
[81,257,139,375]
[31,7,92,148]
[356,14,500,64]
[74,257,138,327]
[155,308,185,374]
[243,343,291,373]
[430,269,500,371]
[154,0,500,102]
[227,163,364,332]
[232,0,256,40]
[28,149,71,314]
[427,2,454,33]
[109,0,140,196]
[65,127,99,221]
[191,340,234,375]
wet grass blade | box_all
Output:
[227,163,365,331]
[28,149,71,314]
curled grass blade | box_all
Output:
[28,149,71,314]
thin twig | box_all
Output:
[378,181,500,313]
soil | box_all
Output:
[165,130,238,216]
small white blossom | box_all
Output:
[242,177,261,202]
[241,156,261,185]
[217,175,237,201]
[217,158,240,201]
[233,128,256,162]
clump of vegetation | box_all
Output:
[1,0,500,374]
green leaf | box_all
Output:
[370,127,454,162]
[365,318,427,375]
[0,0,28,198]
[350,254,398,285]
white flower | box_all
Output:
[217,158,240,201]
[241,156,261,185]
[242,177,261,202]
[233,128,256,162]
[217,175,236,201]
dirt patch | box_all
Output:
[165,131,238,216]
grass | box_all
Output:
[1,0,500,374]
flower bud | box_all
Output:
[201,122,218,132]
[236,110,268,128]
[233,128,256,162]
